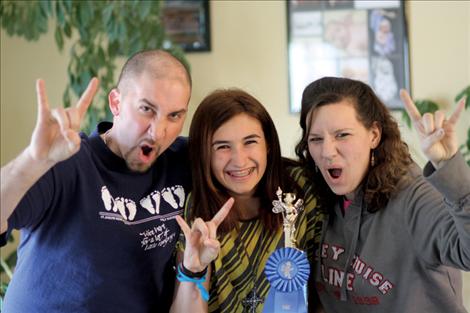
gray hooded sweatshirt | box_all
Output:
[315,153,470,313]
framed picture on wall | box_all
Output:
[287,0,409,112]
[162,0,211,52]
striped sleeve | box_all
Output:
[288,165,325,263]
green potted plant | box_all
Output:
[0,235,16,305]
[455,86,470,164]
[1,0,188,134]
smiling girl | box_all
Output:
[172,89,323,313]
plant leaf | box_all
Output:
[0,0,185,135]
[139,1,152,19]
[54,27,64,50]
[455,86,470,109]
[55,1,65,27]
[63,21,72,38]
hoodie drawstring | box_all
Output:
[315,213,330,281]
[339,201,363,301]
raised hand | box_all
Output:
[400,89,465,167]
[28,78,99,164]
[176,198,235,273]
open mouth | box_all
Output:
[328,168,342,179]
[227,168,254,178]
[141,145,153,157]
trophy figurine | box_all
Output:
[272,187,304,248]
[263,187,309,313]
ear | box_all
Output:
[369,121,382,149]
[108,89,121,116]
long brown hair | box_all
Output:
[189,89,298,234]
[295,77,412,212]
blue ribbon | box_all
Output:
[263,248,310,312]
[265,247,310,292]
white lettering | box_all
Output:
[369,272,383,286]
[328,267,335,285]
[362,266,373,279]
[321,243,329,258]
[333,269,344,287]
[353,257,365,274]
[378,280,394,294]
[346,273,355,291]
[331,246,345,260]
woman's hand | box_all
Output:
[400,89,465,168]
[176,198,235,273]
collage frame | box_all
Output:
[287,0,410,112]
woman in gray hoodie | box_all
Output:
[295,77,470,313]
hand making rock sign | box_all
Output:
[30,78,100,164]
[400,89,465,168]
[1,78,99,234]
[170,198,235,313]
[176,197,235,273]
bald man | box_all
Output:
[1,50,192,313]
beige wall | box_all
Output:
[403,0,470,166]
[1,0,469,308]
[1,1,469,163]
[182,1,298,156]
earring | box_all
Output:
[370,150,375,167]
[315,164,319,173]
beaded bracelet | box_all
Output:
[176,263,209,302]
[179,262,208,279]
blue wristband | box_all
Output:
[176,263,209,302]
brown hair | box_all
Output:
[189,89,298,234]
[295,77,412,212]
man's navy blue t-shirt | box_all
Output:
[2,122,191,312]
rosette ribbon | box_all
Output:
[263,247,310,313]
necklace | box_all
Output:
[242,285,264,313]
[238,221,267,313]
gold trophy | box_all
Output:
[264,187,309,312]
[272,187,304,248]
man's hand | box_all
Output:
[400,89,465,168]
[176,198,235,273]
[1,78,99,234]
[28,78,99,165]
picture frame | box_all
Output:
[162,0,211,52]
[287,0,410,112]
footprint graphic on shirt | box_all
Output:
[161,187,178,209]
[101,186,114,211]
[140,191,161,215]
[114,197,127,219]
[125,199,137,221]
[114,197,137,221]
[172,185,185,207]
